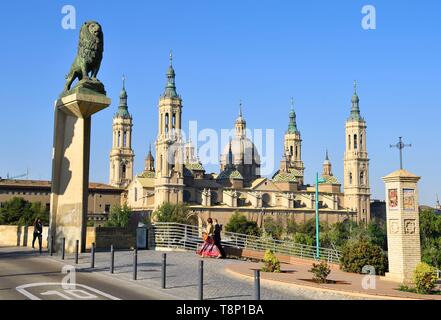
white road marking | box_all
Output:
[16,282,121,300]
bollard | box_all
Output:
[161,253,167,289]
[75,240,79,264]
[198,260,204,300]
[50,236,54,256]
[254,269,261,300]
[61,238,66,260]
[133,248,138,280]
[110,245,114,274]
[91,242,95,269]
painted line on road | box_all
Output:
[16,282,121,300]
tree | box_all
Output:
[225,212,261,236]
[263,217,284,240]
[104,204,132,228]
[340,238,388,275]
[0,197,48,226]
[419,208,441,268]
[152,203,198,225]
[367,220,387,250]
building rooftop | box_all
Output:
[0,179,123,191]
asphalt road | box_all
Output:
[0,247,177,300]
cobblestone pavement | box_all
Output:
[49,249,362,300]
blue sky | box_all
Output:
[0,1,440,205]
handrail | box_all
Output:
[149,222,342,264]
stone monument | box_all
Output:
[50,21,111,253]
[382,169,421,283]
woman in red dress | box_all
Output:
[197,218,221,258]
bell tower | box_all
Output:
[284,98,305,184]
[344,81,371,223]
[154,52,185,208]
[109,76,134,188]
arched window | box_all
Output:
[117,131,121,147]
[360,171,365,185]
[349,172,353,184]
[348,135,351,149]
[165,113,169,134]
[122,164,126,179]
[354,134,358,149]
[123,131,127,147]
[360,134,363,149]
[172,113,176,129]
[290,146,293,156]
[295,146,298,158]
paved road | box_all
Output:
[1,247,358,300]
[0,247,177,300]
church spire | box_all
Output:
[162,50,179,98]
[348,80,363,121]
[227,138,234,168]
[116,75,131,118]
[287,97,298,134]
[235,101,246,137]
[323,149,332,176]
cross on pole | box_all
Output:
[390,137,411,169]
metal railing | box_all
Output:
[149,222,342,264]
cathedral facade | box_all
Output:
[111,54,371,227]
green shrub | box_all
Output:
[413,262,438,294]
[225,212,261,236]
[105,204,132,227]
[261,250,281,273]
[293,232,314,246]
[340,239,388,275]
[309,261,331,283]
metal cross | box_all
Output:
[390,136,411,169]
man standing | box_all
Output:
[32,218,43,254]
[213,219,226,259]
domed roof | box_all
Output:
[321,174,340,184]
[217,168,244,180]
[272,171,298,183]
[137,171,155,179]
[220,136,261,166]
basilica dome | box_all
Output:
[220,136,261,167]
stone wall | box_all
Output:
[0,225,49,248]
[86,227,136,250]
[0,225,135,251]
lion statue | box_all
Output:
[64,21,104,92]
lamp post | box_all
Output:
[315,172,326,259]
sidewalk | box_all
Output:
[225,260,441,300]
[43,248,366,300]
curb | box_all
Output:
[224,266,420,300]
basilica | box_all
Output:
[109,54,371,227]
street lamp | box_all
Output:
[315,172,326,259]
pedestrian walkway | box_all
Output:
[47,249,365,300]
[225,260,441,300]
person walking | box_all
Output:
[197,218,221,258]
[32,218,43,254]
[213,219,226,259]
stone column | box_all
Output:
[50,92,110,253]
[382,169,421,283]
